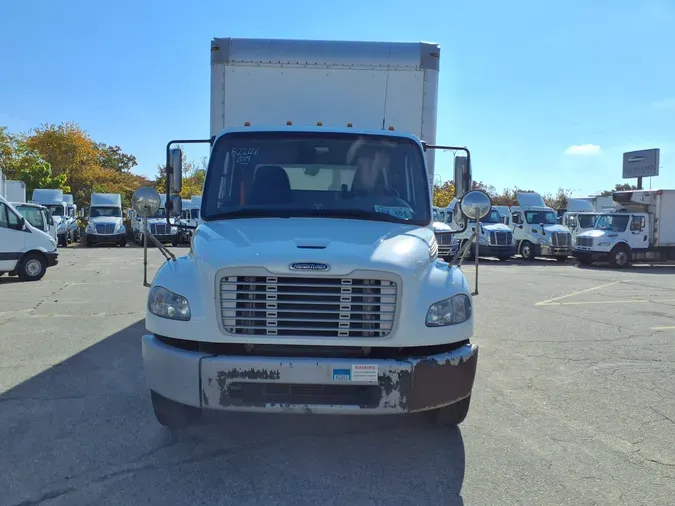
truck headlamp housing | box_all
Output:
[148,286,191,321]
[426,294,472,327]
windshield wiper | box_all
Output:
[208,208,291,220]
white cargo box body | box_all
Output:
[6,181,26,203]
[0,169,7,198]
[90,193,122,208]
[210,37,441,184]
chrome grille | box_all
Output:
[551,232,572,247]
[489,231,512,246]
[220,275,398,338]
[435,232,452,245]
[576,236,593,248]
[151,223,168,235]
[95,223,115,234]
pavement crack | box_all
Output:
[649,406,675,425]
[11,486,77,506]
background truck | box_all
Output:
[573,189,675,267]
[448,200,515,261]
[140,37,481,430]
[62,194,81,243]
[510,192,573,261]
[562,198,598,245]
[31,189,71,247]
[12,202,57,242]
[140,193,179,246]
[85,193,126,247]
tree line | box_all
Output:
[2,122,635,211]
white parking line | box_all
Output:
[534,281,621,306]
[651,326,675,331]
[547,299,675,306]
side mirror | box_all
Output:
[132,186,161,218]
[453,155,472,201]
[17,216,26,230]
[166,195,182,218]
[459,190,492,221]
[167,148,183,195]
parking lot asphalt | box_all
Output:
[1,246,674,505]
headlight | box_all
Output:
[148,286,191,321]
[538,238,550,245]
[426,294,472,327]
[117,224,126,233]
[478,237,489,245]
[58,221,67,231]
[597,241,611,247]
[86,223,95,232]
[170,226,177,234]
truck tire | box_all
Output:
[424,395,471,427]
[577,257,593,266]
[609,244,631,269]
[497,256,511,262]
[150,391,201,429]
[172,238,179,247]
[520,241,536,261]
[118,237,127,248]
[17,252,47,282]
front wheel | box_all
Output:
[609,244,631,269]
[520,241,536,261]
[118,237,127,248]
[424,395,471,427]
[577,257,593,266]
[151,391,201,429]
[497,256,511,262]
[172,238,179,247]
[17,253,47,282]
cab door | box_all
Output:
[0,201,26,272]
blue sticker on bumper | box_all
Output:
[332,368,351,381]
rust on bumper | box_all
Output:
[198,344,478,414]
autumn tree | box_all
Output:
[154,148,207,198]
[432,180,455,208]
[96,143,138,173]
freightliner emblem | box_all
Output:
[289,262,330,271]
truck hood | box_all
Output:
[432,221,452,232]
[541,224,570,234]
[192,218,436,277]
[147,217,176,225]
[481,223,511,233]
[577,229,609,239]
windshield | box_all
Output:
[46,205,65,216]
[524,210,557,225]
[202,132,431,225]
[90,206,122,218]
[470,209,502,224]
[191,208,200,219]
[578,214,596,229]
[595,214,629,232]
[151,208,167,219]
[15,205,45,229]
[444,211,453,224]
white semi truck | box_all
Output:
[573,189,675,267]
[31,189,71,247]
[141,193,179,246]
[139,37,485,429]
[510,192,573,261]
[562,198,598,246]
[85,193,126,247]
[448,199,515,261]
[62,194,81,243]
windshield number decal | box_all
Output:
[231,147,260,165]
[374,205,413,220]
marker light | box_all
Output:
[347,122,353,127]
[244,121,251,126]
[286,120,292,125]
[317,121,323,126]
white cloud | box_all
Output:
[564,144,602,156]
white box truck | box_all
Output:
[85,193,126,247]
[573,189,675,267]
[6,180,26,203]
[140,37,483,429]
[31,189,71,247]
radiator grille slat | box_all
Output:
[220,275,398,338]
[489,231,512,246]
[551,232,572,247]
[95,223,115,234]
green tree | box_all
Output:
[599,183,638,196]
[432,180,455,208]
[96,143,138,172]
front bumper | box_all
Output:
[142,334,478,414]
[573,249,606,262]
[537,244,571,257]
[477,244,516,258]
[86,232,125,244]
[45,251,59,267]
[152,234,178,243]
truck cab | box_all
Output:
[448,200,515,261]
[62,194,81,244]
[510,192,572,262]
[85,193,126,247]
[140,194,179,247]
[0,195,58,281]
[12,202,57,242]
[31,189,71,247]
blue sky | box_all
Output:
[2,0,674,196]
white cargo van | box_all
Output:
[574,189,675,267]
[139,37,484,429]
[510,192,573,261]
[85,193,126,247]
[32,189,71,247]
[0,195,58,281]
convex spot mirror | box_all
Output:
[132,187,161,218]
[460,190,492,221]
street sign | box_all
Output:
[622,149,660,179]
